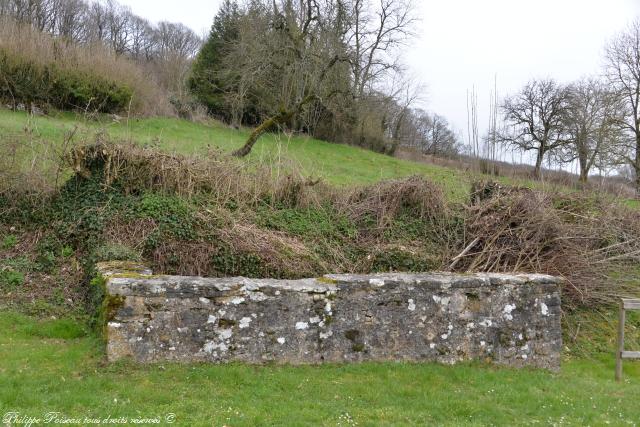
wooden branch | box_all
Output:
[448,237,480,270]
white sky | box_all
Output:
[120,0,640,150]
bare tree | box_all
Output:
[498,78,569,179]
[127,14,152,59]
[155,21,200,60]
[54,0,87,42]
[30,0,56,32]
[558,78,623,183]
[604,19,640,194]
[408,110,460,156]
[0,0,9,17]
[384,78,424,148]
[425,113,460,156]
[467,86,479,158]
[232,0,353,157]
[105,0,131,54]
[152,21,201,95]
[348,0,417,99]
[86,0,108,43]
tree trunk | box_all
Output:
[232,110,294,157]
[635,132,640,197]
[579,169,588,184]
[533,148,544,180]
[578,152,588,184]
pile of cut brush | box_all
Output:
[62,142,453,278]
[58,145,640,307]
[452,181,640,307]
[3,138,640,311]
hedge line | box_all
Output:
[0,49,132,113]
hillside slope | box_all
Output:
[0,108,473,200]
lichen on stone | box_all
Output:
[101,269,561,370]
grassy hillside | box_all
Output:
[4,107,635,209]
[0,108,475,201]
[2,105,639,293]
[2,105,639,302]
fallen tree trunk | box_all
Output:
[232,110,295,157]
[232,95,317,158]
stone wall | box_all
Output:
[98,262,562,370]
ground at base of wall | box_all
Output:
[0,312,638,426]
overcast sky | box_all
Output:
[120,0,640,149]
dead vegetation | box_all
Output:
[340,176,447,235]
[67,141,326,208]
[455,181,640,307]
[147,222,323,279]
[2,140,640,311]
[0,17,172,116]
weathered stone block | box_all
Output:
[97,263,562,370]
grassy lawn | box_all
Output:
[0,312,638,426]
[0,108,473,201]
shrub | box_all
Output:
[458,181,640,307]
[256,205,357,240]
[341,176,448,237]
[0,49,133,113]
[35,237,61,272]
[133,194,198,243]
[0,18,172,115]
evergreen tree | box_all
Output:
[187,0,240,118]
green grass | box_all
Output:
[4,107,638,208]
[0,312,639,426]
[0,108,471,201]
[3,107,639,210]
